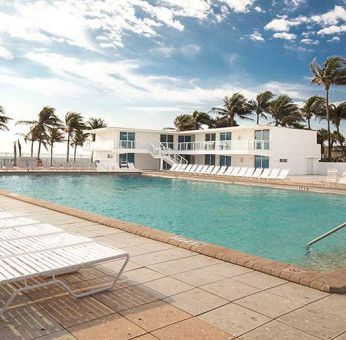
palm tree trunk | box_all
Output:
[74,145,77,163]
[256,114,259,125]
[37,139,42,160]
[307,118,311,130]
[66,133,70,162]
[50,143,53,167]
[31,141,34,157]
[91,151,94,163]
[325,89,332,160]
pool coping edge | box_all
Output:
[0,189,345,294]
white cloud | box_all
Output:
[0,45,13,60]
[221,0,255,13]
[311,6,346,26]
[265,15,307,32]
[317,25,346,35]
[327,36,341,43]
[284,0,306,10]
[273,32,296,40]
[151,44,201,57]
[249,30,265,42]
[300,38,319,45]
[284,44,313,53]
[254,6,264,13]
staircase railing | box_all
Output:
[149,143,187,164]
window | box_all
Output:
[119,153,135,165]
[178,135,193,150]
[254,130,270,150]
[205,154,215,165]
[160,134,174,149]
[220,155,231,166]
[120,132,135,148]
[205,133,216,141]
[220,132,232,141]
[255,155,269,169]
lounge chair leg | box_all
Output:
[0,255,129,316]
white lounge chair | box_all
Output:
[205,165,214,174]
[187,164,198,173]
[235,167,248,177]
[244,168,255,177]
[211,166,221,175]
[252,168,263,178]
[179,164,188,172]
[217,166,228,175]
[170,164,178,171]
[199,165,210,174]
[194,164,204,173]
[327,169,338,183]
[267,168,280,179]
[183,164,193,172]
[259,168,271,179]
[0,221,129,316]
[277,169,290,180]
[229,167,240,176]
[223,166,234,176]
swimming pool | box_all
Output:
[1,174,345,271]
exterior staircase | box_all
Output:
[149,143,188,166]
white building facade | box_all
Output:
[86,125,321,175]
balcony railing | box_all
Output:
[254,140,270,150]
[176,140,252,151]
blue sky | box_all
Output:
[0,0,345,152]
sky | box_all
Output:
[0,0,345,154]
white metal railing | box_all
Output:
[176,140,251,151]
[84,141,115,151]
[150,143,187,164]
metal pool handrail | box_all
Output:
[307,222,346,248]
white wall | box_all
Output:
[314,162,346,175]
[135,154,159,169]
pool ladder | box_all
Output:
[306,221,346,249]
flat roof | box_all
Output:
[89,125,317,134]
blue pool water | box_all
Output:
[1,174,346,270]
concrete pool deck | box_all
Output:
[1,195,346,339]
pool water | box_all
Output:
[1,174,346,271]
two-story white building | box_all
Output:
[86,125,321,175]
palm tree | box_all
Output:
[86,117,108,163]
[268,94,302,127]
[249,91,274,125]
[47,128,65,166]
[310,56,346,160]
[190,111,213,129]
[330,102,346,138]
[16,106,61,159]
[71,130,87,163]
[174,114,195,131]
[0,106,11,131]
[65,112,85,162]
[210,93,253,127]
[317,128,329,159]
[301,96,325,130]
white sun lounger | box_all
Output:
[183,164,193,172]
[199,165,210,174]
[170,164,178,171]
[252,168,263,178]
[0,217,38,229]
[223,166,234,176]
[179,164,188,172]
[188,164,198,173]
[211,166,221,175]
[205,165,215,174]
[0,222,129,315]
[229,167,240,176]
[259,168,271,179]
[267,168,281,179]
[194,164,204,173]
[235,167,248,177]
[217,166,228,175]
[244,168,255,177]
[277,169,290,180]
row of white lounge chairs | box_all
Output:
[169,163,290,180]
